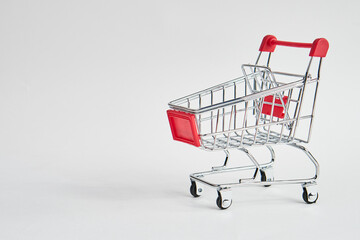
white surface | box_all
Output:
[0,0,359,239]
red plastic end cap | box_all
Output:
[167,110,201,147]
[259,35,277,52]
[309,38,329,57]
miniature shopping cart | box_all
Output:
[167,35,329,209]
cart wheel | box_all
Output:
[190,180,202,198]
[302,187,318,204]
[260,168,274,187]
[216,190,232,210]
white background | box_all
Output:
[0,0,359,239]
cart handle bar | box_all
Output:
[259,35,329,57]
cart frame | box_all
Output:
[167,35,329,209]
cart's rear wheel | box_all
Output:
[216,190,232,210]
[302,187,318,204]
[260,168,273,187]
[190,180,202,198]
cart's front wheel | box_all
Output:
[190,180,202,198]
[216,189,232,210]
[302,187,318,204]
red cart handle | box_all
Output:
[259,35,329,57]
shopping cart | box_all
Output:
[167,35,329,209]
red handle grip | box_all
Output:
[259,35,329,57]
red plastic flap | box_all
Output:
[261,96,288,118]
[167,110,201,147]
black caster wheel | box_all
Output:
[260,169,272,187]
[302,187,319,204]
[216,190,232,210]
[190,180,202,198]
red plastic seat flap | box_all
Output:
[261,95,288,118]
[167,110,201,147]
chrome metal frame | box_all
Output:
[189,143,318,188]
[168,51,323,208]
